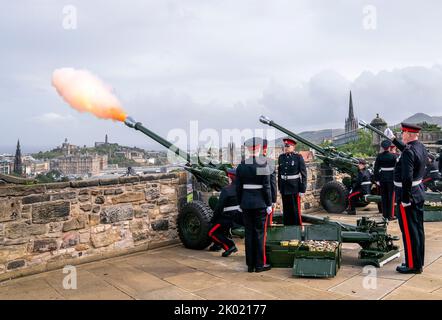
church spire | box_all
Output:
[13,139,23,175]
[348,91,354,119]
[345,90,358,133]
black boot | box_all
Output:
[247,266,255,273]
[396,265,422,274]
[347,209,356,215]
[255,264,271,273]
[222,246,238,257]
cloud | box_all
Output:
[2,1,442,150]
[30,112,76,124]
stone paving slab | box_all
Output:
[0,209,441,300]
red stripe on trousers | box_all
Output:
[208,224,220,237]
[208,224,229,250]
[391,191,396,218]
[211,235,229,250]
[399,204,414,269]
[423,177,432,183]
[297,194,303,226]
[263,214,268,265]
[348,191,361,210]
[348,191,361,199]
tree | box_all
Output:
[336,129,376,158]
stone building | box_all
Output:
[60,138,78,156]
[22,158,50,176]
[0,160,10,175]
[51,154,108,176]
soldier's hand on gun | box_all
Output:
[299,193,305,197]
[401,202,411,207]
[266,206,273,215]
[384,128,395,139]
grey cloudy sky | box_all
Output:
[1,0,442,152]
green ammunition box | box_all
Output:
[293,257,339,278]
[266,225,302,268]
[292,224,342,278]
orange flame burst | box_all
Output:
[52,68,127,122]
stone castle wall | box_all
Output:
[0,162,330,281]
[0,172,188,281]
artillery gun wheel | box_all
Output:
[320,181,349,213]
[177,200,213,250]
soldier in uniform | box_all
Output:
[278,137,307,225]
[208,168,241,257]
[236,137,273,273]
[262,138,277,225]
[346,159,372,215]
[374,140,397,220]
[385,123,427,274]
[424,153,441,190]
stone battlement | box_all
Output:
[0,172,188,282]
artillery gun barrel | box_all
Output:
[259,115,326,155]
[124,116,191,163]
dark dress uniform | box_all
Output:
[374,148,397,219]
[236,156,272,272]
[347,166,372,214]
[208,183,241,256]
[278,152,307,225]
[392,123,428,274]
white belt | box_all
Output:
[361,181,372,185]
[223,205,240,212]
[280,174,300,180]
[430,170,440,173]
[243,184,263,189]
[380,167,395,171]
[394,180,422,188]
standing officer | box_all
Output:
[278,137,307,225]
[262,138,277,225]
[346,159,372,215]
[374,140,397,220]
[208,168,241,257]
[386,123,427,274]
[236,137,273,273]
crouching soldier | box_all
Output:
[208,168,240,257]
[347,159,372,215]
[424,154,442,191]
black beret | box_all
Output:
[381,140,392,149]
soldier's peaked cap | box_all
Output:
[401,123,422,133]
[282,137,297,145]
